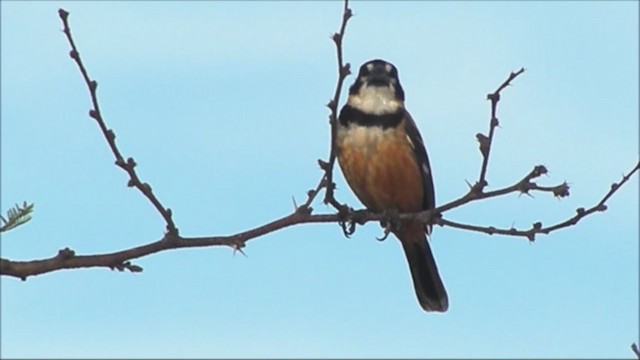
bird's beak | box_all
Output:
[367,64,392,86]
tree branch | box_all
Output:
[1,5,636,280]
[436,160,639,241]
[475,67,526,192]
[57,9,178,236]
[321,0,352,210]
[3,158,636,280]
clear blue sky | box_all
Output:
[1,1,638,358]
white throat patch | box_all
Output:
[349,85,401,115]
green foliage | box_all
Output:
[1,201,34,233]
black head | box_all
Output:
[348,59,405,101]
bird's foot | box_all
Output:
[338,206,359,238]
[376,209,401,241]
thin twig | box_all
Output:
[436,164,554,214]
[295,174,328,215]
[322,0,352,210]
[57,9,178,236]
[475,67,526,192]
[436,160,639,241]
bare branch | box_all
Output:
[321,0,352,210]
[432,165,554,214]
[436,160,639,241]
[2,7,635,281]
[0,210,336,280]
[57,9,178,236]
[2,159,636,279]
[475,67,526,192]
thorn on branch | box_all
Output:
[491,117,500,128]
[326,99,336,110]
[464,179,473,189]
[470,180,488,195]
[318,159,330,171]
[340,63,351,77]
[232,242,247,257]
[517,181,534,195]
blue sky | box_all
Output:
[1,1,638,358]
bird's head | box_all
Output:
[347,59,405,115]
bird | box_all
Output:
[336,59,448,312]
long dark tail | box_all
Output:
[397,225,448,312]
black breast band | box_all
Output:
[338,105,403,129]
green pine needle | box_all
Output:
[0,201,35,233]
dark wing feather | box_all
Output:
[402,109,435,212]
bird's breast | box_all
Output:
[336,123,423,213]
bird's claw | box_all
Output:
[377,209,401,241]
[376,225,392,241]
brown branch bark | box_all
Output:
[475,67,526,192]
[3,158,636,280]
[0,4,636,280]
[57,9,178,236]
[321,0,352,210]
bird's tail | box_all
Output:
[396,223,448,312]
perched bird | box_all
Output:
[336,59,448,312]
